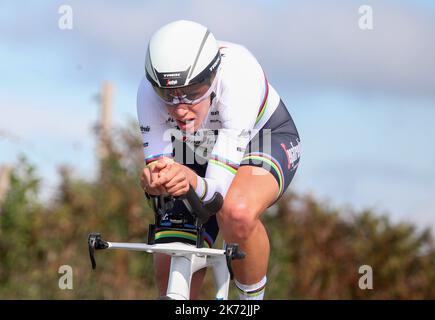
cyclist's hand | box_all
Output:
[140,158,173,195]
[156,162,189,197]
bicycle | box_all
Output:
[88,186,245,300]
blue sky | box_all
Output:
[1,1,435,228]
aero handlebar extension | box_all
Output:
[177,185,223,225]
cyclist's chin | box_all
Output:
[176,119,198,133]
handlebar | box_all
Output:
[88,186,245,277]
[177,185,223,225]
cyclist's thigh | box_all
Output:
[238,101,301,207]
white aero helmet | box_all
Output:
[145,20,221,105]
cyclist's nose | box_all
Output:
[172,104,189,117]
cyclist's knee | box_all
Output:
[219,197,258,241]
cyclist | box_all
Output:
[137,20,301,300]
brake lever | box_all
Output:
[88,233,109,270]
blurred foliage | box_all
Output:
[1,121,435,299]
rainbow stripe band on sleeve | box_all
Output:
[145,153,173,167]
[209,155,239,175]
[255,74,269,126]
[200,177,208,200]
[241,152,284,197]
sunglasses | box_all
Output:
[152,69,218,106]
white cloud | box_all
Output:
[77,1,435,98]
[5,1,434,97]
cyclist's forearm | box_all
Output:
[178,164,231,201]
